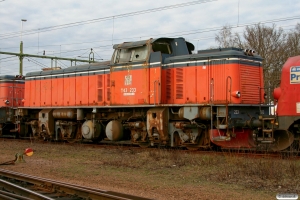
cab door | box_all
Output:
[149,52,162,105]
[111,46,152,105]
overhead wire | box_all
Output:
[0,55,17,60]
[58,59,70,68]
[43,47,93,56]
[0,0,217,39]
[2,18,299,55]
[0,1,299,74]
[0,57,19,63]
[26,57,48,68]
[93,50,103,60]
[1,14,300,42]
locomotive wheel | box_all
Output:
[186,146,200,151]
[56,129,63,141]
[65,139,78,143]
[34,136,47,142]
[91,138,101,144]
[66,138,81,144]
[281,140,300,158]
[31,132,45,142]
[173,132,181,147]
[65,129,84,143]
[139,142,150,148]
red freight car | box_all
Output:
[16,37,292,151]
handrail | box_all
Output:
[226,76,232,103]
[225,76,232,136]
[210,78,214,103]
[153,80,160,105]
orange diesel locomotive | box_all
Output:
[12,37,292,151]
[0,75,25,137]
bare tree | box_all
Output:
[286,23,300,58]
[243,24,287,97]
[215,25,236,48]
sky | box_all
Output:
[0,0,299,75]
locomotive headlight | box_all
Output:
[243,49,256,56]
[273,87,281,100]
[14,75,25,79]
[264,93,267,99]
[231,91,241,98]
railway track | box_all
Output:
[1,138,299,160]
[67,140,300,159]
[0,169,152,200]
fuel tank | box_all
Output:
[53,109,77,119]
[81,120,101,140]
[105,120,123,141]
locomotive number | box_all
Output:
[121,88,136,96]
[130,88,136,92]
[233,110,239,114]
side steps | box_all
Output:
[256,115,275,144]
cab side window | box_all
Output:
[152,42,172,54]
[113,45,148,64]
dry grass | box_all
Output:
[93,147,300,192]
[0,140,299,200]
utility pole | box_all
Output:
[20,19,27,76]
[0,50,96,70]
[19,41,24,76]
[1,20,96,74]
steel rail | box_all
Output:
[0,179,54,200]
[0,189,32,200]
[0,169,152,200]
[0,193,19,200]
[2,139,297,160]
[2,138,299,159]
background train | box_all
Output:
[0,75,24,136]
[0,37,298,152]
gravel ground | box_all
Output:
[0,139,294,200]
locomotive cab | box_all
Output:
[111,37,194,64]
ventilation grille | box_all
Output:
[166,69,171,100]
[166,69,172,84]
[240,66,261,104]
[166,85,171,100]
[98,89,103,102]
[98,75,103,102]
[98,75,103,88]
[107,88,110,101]
[176,68,183,99]
[176,68,183,82]
[176,84,183,99]
[107,74,110,87]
